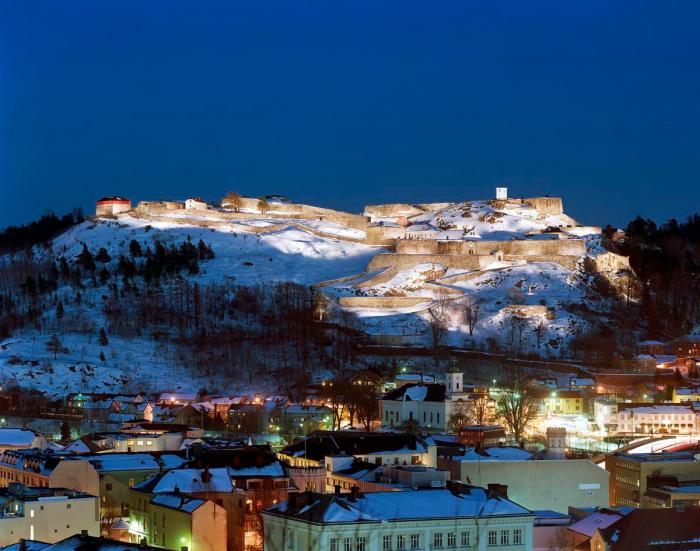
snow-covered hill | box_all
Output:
[0,200,629,397]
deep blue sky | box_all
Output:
[1,1,699,228]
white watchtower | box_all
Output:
[496,187,508,200]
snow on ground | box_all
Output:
[0,334,195,398]
[408,200,575,240]
[51,217,380,286]
[1,216,385,397]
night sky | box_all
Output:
[1,0,699,228]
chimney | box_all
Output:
[288,492,297,509]
[18,540,26,551]
[487,483,508,499]
[349,486,360,502]
[202,463,212,483]
[334,484,341,495]
[81,530,88,536]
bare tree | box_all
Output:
[533,318,547,353]
[471,394,490,425]
[355,389,380,431]
[257,197,270,214]
[447,399,473,434]
[462,295,480,336]
[312,290,330,322]
[223,191,243,212]
[495,374,540,442]
[45,334,63,360]
[426,291,450,364]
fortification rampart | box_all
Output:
[352,266,400,288]
[368,253,492,271]
[395,238,586,257]
[504,254,580,271]
[140,200,370,231]
[364,204,426,219]
[338,296,432,309]
[220,199,370,231]
[366,225,406,246]
[503,304,550,317]
[124,210,368,243]
[523,197,564,215]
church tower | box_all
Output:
[446,370,463,398]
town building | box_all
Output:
[457,425,507,447]
[540,390,584,415]
[381,371,492,431]
[324,456,449,494]
[673,332,700,357]
[1,532,165,551]
[128,492,226,551]
[615,404,697,435]
[673,386,700,403]
[439,449,609,514]
[0,429,48,452]
[606,450,700,507]
[262,485,535,551]
[0,483,99,546]
[278,431,437,469]
[587,507,700,550]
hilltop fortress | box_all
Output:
[94,189,632,312]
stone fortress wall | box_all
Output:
[99,191,631,313]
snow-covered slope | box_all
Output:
[0,215,383,397]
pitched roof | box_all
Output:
[597,507,700,550]
[265,487,532,524]
[0,428,42,447]
[382,383,446,402]
[280,431,428,462]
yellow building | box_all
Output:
[541,390,583,415]
[672,386,700,403]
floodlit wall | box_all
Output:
[364,203,427,218]
[368,253,492,271]
[523,197,564,215]
[338,296,431,308]
[396,238,585,257]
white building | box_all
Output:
[381,372,484,431]
[615,405,697,435]
[0,483,99,546]
[262,486,534,551]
